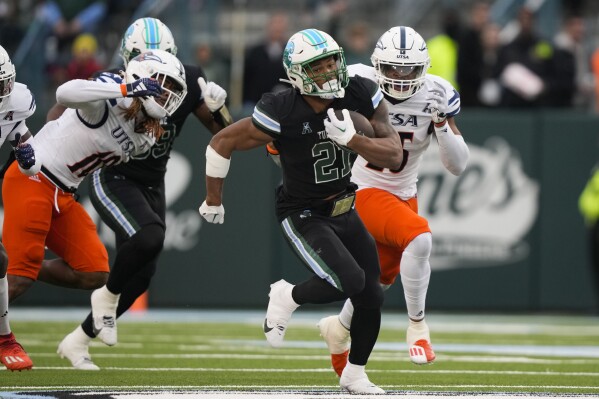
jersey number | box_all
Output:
[312,142,352,183]
[68,152,120,178]
[131,122,176,160]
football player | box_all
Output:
[55,17,231,370]
[318,26,470,375]
[199,28,403,394]
[0,44,36,371]
[4,51,187,371]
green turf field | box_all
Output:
[1,310,599,397]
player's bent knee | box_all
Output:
[352,282,384,309]
[406,232,432,258]
[340,268,366,297]
[131,224,165,256]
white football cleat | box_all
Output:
[317,315,351,376]
[340,366,385,394]
[407,319,436,364]
[57,328,99,371]
[263,279,299,348]
[91,286,120,346]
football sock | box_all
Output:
[400,233,432,321]
[0,277,10,335]
[348,306,381,366]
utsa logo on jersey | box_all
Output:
[3,111,13,121]
[390,113,418,127]
[112,126,139,155]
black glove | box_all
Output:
[124,78,162,98]
[14,133,36,170]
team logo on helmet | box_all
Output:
[134,51,165,63]
[283,41,295,68]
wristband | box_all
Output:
[206,145,230,178]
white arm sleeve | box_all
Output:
[17,135,43,176]
[435,123,469,176]
[56,79,123,110]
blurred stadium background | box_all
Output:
[1,0,599,315]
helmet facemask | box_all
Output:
[301,53,348,99]
[371,26,430,100]
[125,50,187,119]
[376,61,428,100]
[282,29,349,99]
[0,46,16,101]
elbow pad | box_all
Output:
[435,123,469,176]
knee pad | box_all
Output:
[405,232,432,259]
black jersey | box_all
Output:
[104,64,205,186]
[252,76,382,219]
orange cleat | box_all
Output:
[317,316,351,376]
[409,339,436,364]
[331,349,349,377]
[0,333,33,371]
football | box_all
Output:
[332,110,375,153]
[333,109,375,138]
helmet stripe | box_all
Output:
[399,26,406,49]
[143,18,159,49]
[301,29,327,49]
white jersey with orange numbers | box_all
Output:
[348,63,461,200]
[34,72,156,189]
[0,82,36,148]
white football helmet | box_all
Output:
[125,49,187,118]
[0,45,16,100]
[371,26,430,100]
[120,18,177,66]
[282,29,348,99]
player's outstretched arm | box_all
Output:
[200,117,273,224]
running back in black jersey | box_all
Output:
[102,64,205,186]
[252,75,382,219]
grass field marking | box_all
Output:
[213,339,599,358]
[28,351,599,365]
[20,366,599,378]
[2,387,599,398]
[3,385,599,390]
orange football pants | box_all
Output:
[355,187,431,285]
[2,162,109,280]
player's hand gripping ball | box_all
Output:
[327,109,375,153]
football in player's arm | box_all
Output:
[199,29,403,395]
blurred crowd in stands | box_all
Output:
[0,0,597,114]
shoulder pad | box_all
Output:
[0,83,36,122]
[96,71,123,84]
[348,63,376,82]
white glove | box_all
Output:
[324,108,356,147]
[427,83,447,125]
[199,200,225,224]
[198,77,227,112]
